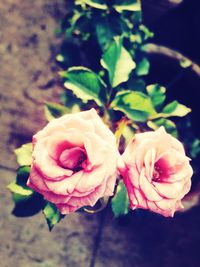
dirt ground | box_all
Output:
[1,1,200,267]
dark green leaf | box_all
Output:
[147,118,178,137]
[96,21,114,51]
[101,37,136,88]
[111,90,156,122]
[12,193,45,217]
[127,78,146,93]
[14,143,32,166]
[190,139,200,158]
[112,181,129,217]
[61,67,106,106]
[16,166,31,186]
[43,202,65,231]
[44,102,69,121]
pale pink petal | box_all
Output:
[139,168,163,201]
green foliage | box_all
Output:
[61,67,106,106]
[43,202,65,231]
[147,118,178,137]
[101,37,136,88]
[8,166,45,217]
[114,0,141,13]
[14,143,32,166]
[8,182,33,203]
[10,0,196,228]
[135,57,150,76]
[45,102,69,121]
[76,0,108,10]
[190,139,200,158]
[8,166,32,203]
[111,90,156,122]
[112,181,129,217]
[162,101,191,117]
[146,84,166,109]
[150,101,191,120]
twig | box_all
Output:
[142,43,200,77]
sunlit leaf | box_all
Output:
[8,182,33,197]
[43,202,65,231]
[162,101,191,116]
[14,143,32,166]
[150,101,191,119]
[114,0,141,13]
[101,37,136,88]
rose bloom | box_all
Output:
[119,126,193,217]
[27,109,118,214]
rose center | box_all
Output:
[152,165,163,182]
[59,147,87,172]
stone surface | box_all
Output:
[0,168,100,267]
[0,0,66,169]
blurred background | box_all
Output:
[1,0,200,266]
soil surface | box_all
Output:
[1,1,200,267]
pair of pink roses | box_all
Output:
[27,109,193,217]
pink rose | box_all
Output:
[27,109,118,214]
[119,126,193,217]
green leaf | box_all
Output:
[101,37,136,88]
[147,118,178,137]
[180,58,192,68]
[16,166,31,186]
[150,101,191,119]
[75,0,107,10]
[8,166,33,203]
[135,57,150,76]
[146,84,166,109]
[111,91,156,122]
[8,182,33,197]
[114,0,141,13]
[112,181,129,217]
[61,67,106,106]
[127,78,146,93]
[96,21,114,51]
[44,102,69,122]
[139,25,154,40]
[12,193,45,217]
[14,143,32,166]
[162,101,191,117]
[43,202,65,231]
[190,139,200,158]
